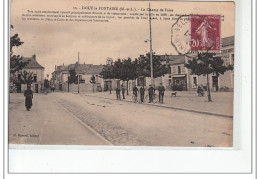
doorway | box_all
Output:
[212,76,219,91]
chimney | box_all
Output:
[63,63,64,66]
[55,65,57,70]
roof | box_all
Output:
[157,55,186,65]
[56,63,104,75]
[22,56,44,69]
[56,64,76,71]
[222,36,234,47]
[77,64,104,74]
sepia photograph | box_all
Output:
[9,0,235,147]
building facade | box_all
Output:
[52,63,105,92]
[135,36,234,92]
[11,54,44,93]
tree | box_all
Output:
[44,79,50,89]
[67,69,77,92]
[115,58,137,95]
[123,58,138,95]
[10,25,28,74]
[100,64,114,79]
[20,70,33,85]
[89,75,96,92]
[185,53,233,102]
[100,63,115,93]
[137,53,169,79]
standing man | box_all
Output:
[121,83,125,99]
[51,83,55,92]
[133,85,139,100]
[24,84,33,111]
[158,83,165,104]
[148,85,154,103]
[109,84,112,94]
[116,86,121,100]
[140,86,145,103]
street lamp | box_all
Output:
[144,38,154,86]
[146,2,154,86]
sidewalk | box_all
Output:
[81,90,234,118]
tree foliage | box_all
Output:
[10,25,28,74]
[100,53,168,80]
[20,71,33,84]
[68,69,77,84]
[100,64,114,79]
[137,53,169,78]
[185,53,233,101]
[44,79,50,88]
[185,53,233,77]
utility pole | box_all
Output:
[68,75,69,93]
[149,2,154,86]
[77,52,80,94]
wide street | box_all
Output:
[9,92,233,147]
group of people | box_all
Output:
[115,83,165,104]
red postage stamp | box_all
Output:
[190,15,221,52]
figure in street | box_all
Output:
[197,84,205,97]
[51,83,55,92]
[158,83,165,104]
[140,86,145,103]
[148,85,154,103]
[133,85,139,98]
[121,83,125,99]
[116,86,121,100]
[24,84,33,111]
[109,84,112,94]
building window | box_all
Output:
[178,66,181,74]
[33,75,37,82]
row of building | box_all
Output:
[51,36,234,92]
[10,36,234,93]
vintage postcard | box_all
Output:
[9,0,235,147]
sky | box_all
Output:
[11,0,235,78]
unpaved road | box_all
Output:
[9,92,233,147]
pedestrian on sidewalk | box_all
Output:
[121,83,125,99]
[148,85,154,103]
[140,86,145,103]
[158,83,165,104]
[24,84,33,111]
[133,85,139,99]
[51,83,55,92]
[109,84,112,94]
[116,86,121,100]
[197,84,205,97]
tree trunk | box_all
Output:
[68,83,69,93]
[126,80,129,95]
[92,84,95,93]
[206,74,212,102]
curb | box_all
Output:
[82,94,233,119]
